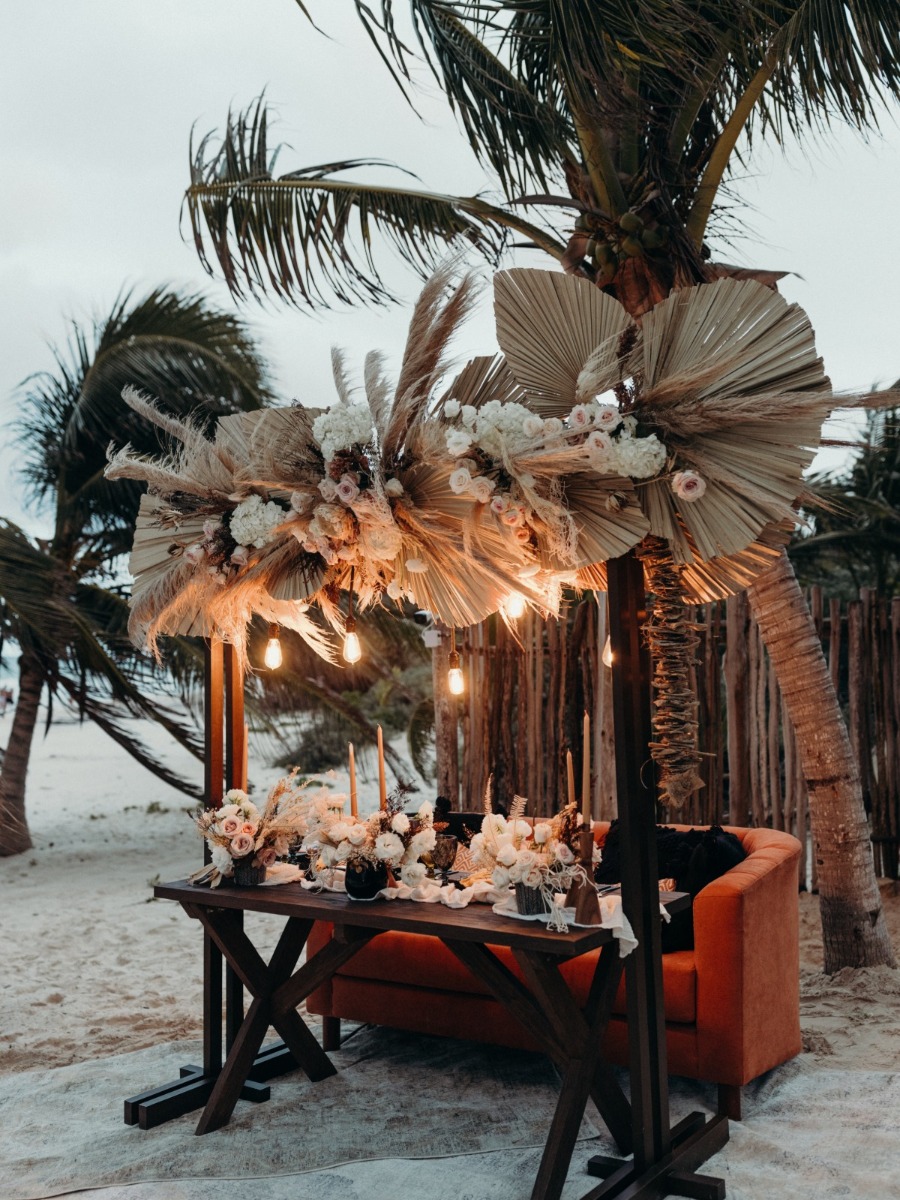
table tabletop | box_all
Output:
[155,877,689,959]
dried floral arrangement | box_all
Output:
[469,791,590,927]
[302,788,437,888]
[189,774,318,886]
[108,265,884,806]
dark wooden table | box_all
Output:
[139,878,690,1200]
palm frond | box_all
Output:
[185,98,510,308]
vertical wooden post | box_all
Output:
[607,551,671,1169]
[223,642,246,1049]
[202,637,225,1076]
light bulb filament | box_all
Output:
[447,649,464,695]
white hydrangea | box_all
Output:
[613,433,667,479]
[471,400,536,458]
[229,495,288,548]
[312,404,373,462]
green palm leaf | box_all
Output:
[185,97,566,306]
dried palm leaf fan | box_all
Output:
[492,267,864,807]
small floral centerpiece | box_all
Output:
[470,799,587,919]
[191,776,315,887]
[303,787,437,899]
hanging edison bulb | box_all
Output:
[343,617,362,664]
[447,649,465,696]
[342,567,363,664]
[264,623,283,670]
[504,591,526,620]
[602,634,614,668]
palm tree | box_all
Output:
[791,405,900,596]
[0,289,272,856]
[181,2,900,970]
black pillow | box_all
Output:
[595,822,747,952]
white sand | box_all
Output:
[0,709,415,1074]
[2,710,899,1199]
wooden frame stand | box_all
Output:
[582,553,728,1198]
[123,638,296,1130]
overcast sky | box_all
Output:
[3,1,900,535]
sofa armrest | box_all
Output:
[693,827,802,1085]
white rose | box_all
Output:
[672,470,707,501]
[400,862,428,888]
[523,866,545,889]
[470,476,495,504]
[334,841,351,863]
[330,821,353,843]
[586,430,613,454]
[543,417,563,437]
[492,865,511,889]
[469,832,485,861]
[409,828,436,857]
[219,801,242,815]
[490,493,510,515]
[391,812,411,835]
[496,843,519,868]
[384,477,404,497]
[318,478,339,502]
[508,859,527,883]
[443,399,461,418]
[336,475,360,504]
[516,847,538,868]
[460,405,477,428]
[449,467,472,495]
[184,542,206,565]
[446,429,473,456]
[593,403,621,430]
[555,843,575,865]
[523,415,544,438]
[533,823,553,845]
[347,824,369,846]
[230,545,250,568]
[290,490,313,513]
[374,832,405,862]
[568,404,591,429]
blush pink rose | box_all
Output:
[220,815,241,837]
[230,833,254,857]
[230,546,250,567]
[671,470,707,502]
[257,846,278,867]
[240,821,258,837]
[184,542,206,565]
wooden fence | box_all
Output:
[452,587,900,882]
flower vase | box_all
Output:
[232,861,267,887]
[515,882,552,916]
[345,861,388,901]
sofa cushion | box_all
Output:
[332,930,697,1025]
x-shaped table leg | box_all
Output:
[444,939,629,1200]
[188,906,377,1134]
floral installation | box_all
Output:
[108,263,880,670]
[190,774,316,887]
[302,787,437,889]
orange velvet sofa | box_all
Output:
[306,824,802,1119]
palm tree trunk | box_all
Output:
[747,552,895,971]
[0,652,44,856]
